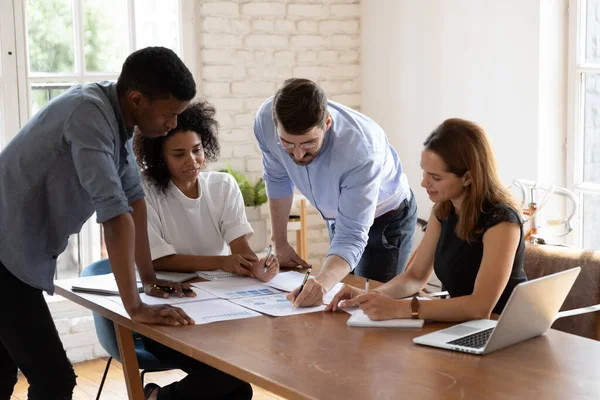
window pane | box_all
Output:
[582,192,600,249]
[56,235,80,279]
[27,0,75,73]
[582,73,600,183]
[83,0,129,73]
[31,83,74,116]
[135,0,180,53]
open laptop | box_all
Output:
[413,267,581,355]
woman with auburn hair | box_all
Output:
[327,118,527,322]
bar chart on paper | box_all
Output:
[178,299,261,324]
[192,277,283,299]
[231,293,326,317]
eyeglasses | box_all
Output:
[277,139,319,151]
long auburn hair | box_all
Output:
[424,118,519,242]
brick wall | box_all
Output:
[197,0,362,270]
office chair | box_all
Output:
[81,259,177,399]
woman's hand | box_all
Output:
[252,254,280,282]
[354,292,406,321]
[324,284,364,311]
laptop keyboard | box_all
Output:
[447,327,494,349]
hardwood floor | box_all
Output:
[10,358,285,399]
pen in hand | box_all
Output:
[264,244,272,273]
[365,278,370,294]
[292,268,311,309]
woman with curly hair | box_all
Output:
[133,100,279,281]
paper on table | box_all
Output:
[135,270,199,283]
[323,282,345,305]
[178,299,261,324]
[230,293,326,317]
[192,276,282,299]
[196,270,236,280]
[266,271,310,292]
[71,274,143,295]
[347,310,424,328]
[104,287,217,307]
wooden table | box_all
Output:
[55,275,600,399]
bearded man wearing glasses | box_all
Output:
[253,78,417,308]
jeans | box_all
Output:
[142,337,253,400]
[0,260,77,400]
[328,191,417,283]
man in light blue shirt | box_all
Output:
[254,78,417,308]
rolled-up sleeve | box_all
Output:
[327,155,383,269]
[253,109,294,199]
[64,102,131,223]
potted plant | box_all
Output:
[219,163,269,252]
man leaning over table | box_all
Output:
[253,78,417,308]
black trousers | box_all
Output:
[0,260,77,400]
[142,337,252,400]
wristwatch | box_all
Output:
[411,296,420,319]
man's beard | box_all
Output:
[288,152,316,165]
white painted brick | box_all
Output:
[203,17,230,33]
[230,128,255,142]
[320,80,344,94]
[329,65,360,78]
[219,144,234,159]
[201,33,241,48]
[297,51,318,64]
[67,345,95,364]
[274,50,294,63]
[307,212,325,228]
[339,50,359,63]
[288,4,328,18]
[340,80,360,92]
[292,66,327,78]
[331,34,360,48]
[203,49,231,64]
[217,114,234,127]
[211,97,244,111]
[61,331,99,350]
[55,318,70,335]
[231,19,251,33]
[275,20,296,33]
[242,3,286,16]
[244,97,269,110]
[340,19,360,33]
[232,81,276,96]
[297,20,318,34]
[245,34,289,48]
[202,81,231,96]
[318,50,338,63]
[330,4,360,17]
[246,157,264,172]
[318,20,341,35]
[202,2,239,17]
[247,65,289,78]
[233,143,258,158]
[203,65,235,80]
[70,316,95,334]
[252,19,275,32]
[235,50,254,62]
[308,228,325,240]
[213,158,245,173]
[290,35,327,48]
[234,113,256,126]
[331,93,361,107]
[254,50,274,63]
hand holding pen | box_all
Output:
[253,244,279,282]
[146,280,195,298]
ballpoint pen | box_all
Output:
[264,244,272,273]
[365,278,370,294]
[292,268,311,309]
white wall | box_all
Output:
[361,0,568,219]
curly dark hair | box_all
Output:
[133,100,220,194]
[117,46,196,101]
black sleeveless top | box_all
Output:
[434,202,527,314]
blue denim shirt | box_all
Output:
[0,81,144,294]
[254,98,411,270]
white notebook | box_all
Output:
[196,270,236,280]
[347,309,424,328]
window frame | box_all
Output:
[567,0,600,248]
[2,0,196,273]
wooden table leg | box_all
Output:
[114,324,144,400]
